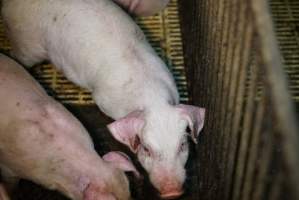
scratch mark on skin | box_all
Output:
[135,28,146,42]
[48,133,55,139]
[122,77,133,89]
[123,44,144,66]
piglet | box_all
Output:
[0,54,138,200]
[2,0,205,198]
[112,0,170,16]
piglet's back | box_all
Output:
[0,54,133,200]
[0,54,49,118]
[0,54,97,199]
[0,54,94,176]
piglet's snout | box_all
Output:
[159,180,184,199]
[160,191,184,199]
[150,166,185,199]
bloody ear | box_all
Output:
[176,104,206,144]
[107,111,144,153]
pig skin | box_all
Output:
[1,0,179,124]
[0,54,131,200]
[1,0,205,198]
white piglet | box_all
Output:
[2,0,205,198]
[0,54,138,200]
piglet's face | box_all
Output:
[108,104,205,199]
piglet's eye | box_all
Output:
[186,126,191,134]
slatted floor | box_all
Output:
[270,0,299,102]
[0,0,189,104]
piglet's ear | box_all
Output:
[103,151,140,178]
[107,111,144,153]
[176,104,206,144]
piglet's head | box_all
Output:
[83,151,137,200]
[107,104,205,199]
